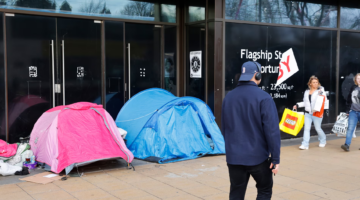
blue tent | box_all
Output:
[115,88,225,163]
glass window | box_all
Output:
[161,4,176,23]
[339,31,360,114]
[188,6,205,22]
[0,13,4,141]
[0,0,176,23]
[225,22,337,139]
[186,23,206,101]
[105,21,124,120]
[125,23,162,97]
[164,26,177,96]
[225,0,337,28]
[187,0,206,23]
[340,7,360,30]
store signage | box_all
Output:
[241,49,282,74]
[276,48,298,86]
[240,48,298,84]
[240,48,298,99]
[29,66,37,77]
[190,51,202,78]
[77,66,84,78]
[240,49,282,62]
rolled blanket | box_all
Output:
[0,140,18,160]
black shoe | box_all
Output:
[341,144,350,152]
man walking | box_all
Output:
[222,61,281,200]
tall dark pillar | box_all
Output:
[207,0,224,127]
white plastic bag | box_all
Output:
[314,96,325,112]
[332,112,356,138]
[7,144,31,166]
[324,91,329,110]
[324,100,329,110]
[0,160,22,176]
[14,150,34,167]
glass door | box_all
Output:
[5,15,102,143]
[125,23,162,99]
[105,21,124,119]
[5,14,56,143]
[186,23,206,101]
[57,18,102,105]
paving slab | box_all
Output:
[0,131,359,199]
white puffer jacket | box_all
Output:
[297,86,329,114]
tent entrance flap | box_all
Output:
[205,135,215,150]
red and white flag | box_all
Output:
[276,48,299,86]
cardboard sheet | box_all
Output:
[19,172,63,184]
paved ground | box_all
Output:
[0,158,151,186]
[1,134,360,200]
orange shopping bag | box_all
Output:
[279,108,305,136]
[313,95,325,118]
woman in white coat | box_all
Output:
[293,76,328,150]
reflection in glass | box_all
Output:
[225,0,337,28]
[6,14,54,143]
[303,29,337,125]
[225,22,337,139]
[0,0,176,23]
[57,17,102,105]
[161,4,176,23]
[339,32,360,114]
[340,7,360,30]
[0,14,4,141]
[164,26,177,96]
[126,23,161,97]
[105,21,124,119]
[189,6,205,22]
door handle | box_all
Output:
[62,40,65,105]
[128,43,131,99]
[51,40,55,107]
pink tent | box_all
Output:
[29,102,134,174]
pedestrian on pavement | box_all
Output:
[293,76,327,150]
[222,61,281,200]
[341,73,360,151]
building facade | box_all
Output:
[0,0,359,142]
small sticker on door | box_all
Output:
[29,66,37,77]
[77,66,84,78]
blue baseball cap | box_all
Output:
[239,61,261,81]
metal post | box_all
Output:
[62,40,65,105]
[336,3,341,116]
[101,21,106,108]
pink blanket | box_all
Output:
[0,140,17,158]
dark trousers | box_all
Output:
[227,160,273,200]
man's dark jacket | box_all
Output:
[221,81,281,166]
